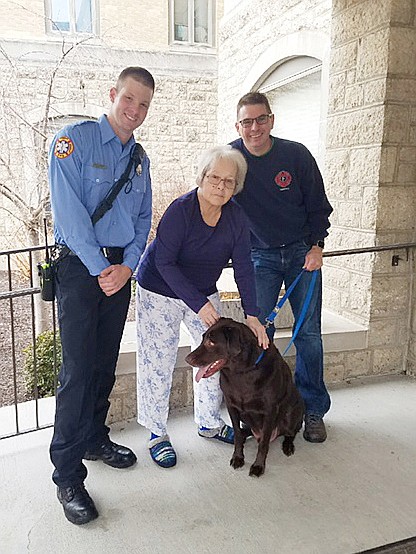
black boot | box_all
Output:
[84,440,137,468]
[57,483,99,525]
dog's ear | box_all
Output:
[222,325,243,358]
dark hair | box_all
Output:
[117,67,155,91]
[236,92,272,119]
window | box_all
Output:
[46,0,97,35]
[258,57,323,160]
[171,0,214,46]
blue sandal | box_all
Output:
[198,424,234,444]
[149,435,177,468]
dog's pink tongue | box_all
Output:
[195,366,209,383]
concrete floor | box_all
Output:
[1,375,416,554]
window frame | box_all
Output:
[169,0,215,48]
[44,0,99,37]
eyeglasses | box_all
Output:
[205,173,236,190]
[238,113,273,128]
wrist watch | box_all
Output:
[313,240,325,249]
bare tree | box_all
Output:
[0,32,96,333]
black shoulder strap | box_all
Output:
[91,143,144,226]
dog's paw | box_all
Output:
[282,438,295,456]
[230,455,245,469]
[249,463,265,477]
[282,444,295,456]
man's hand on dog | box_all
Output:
[246,315,269,349]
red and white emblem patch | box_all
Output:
[274,170,292,188]
[54,136,74,159]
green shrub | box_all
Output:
[23,330,61,398]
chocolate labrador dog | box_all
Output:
[186,317,304,477]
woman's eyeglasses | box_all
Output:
[205,174,236,190]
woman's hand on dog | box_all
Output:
[198,301,221,327]
[246,316,269,349]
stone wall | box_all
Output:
[0,41,219,248]
[217,0,416,380]
[217,0,332,144]
[326,0,416,376]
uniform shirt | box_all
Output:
[230,136,333,248]
[49,115,152,276]
[136,188,259,316]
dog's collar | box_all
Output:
[255,351,265,365]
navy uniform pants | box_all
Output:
[50,252,130,488]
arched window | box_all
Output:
[258,56,322,159]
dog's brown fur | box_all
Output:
[186,317,304,476]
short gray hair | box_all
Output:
[195,145,247,195]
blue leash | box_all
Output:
[264,269,318,356]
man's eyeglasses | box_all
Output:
[238,113,273,128]
[205,173,236,190]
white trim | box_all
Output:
[240,30,330,94]
[259,63,322,94]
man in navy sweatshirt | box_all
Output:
[230,91,333,443]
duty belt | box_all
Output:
[54,245,124,262]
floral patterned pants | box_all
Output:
[136,285,224,436]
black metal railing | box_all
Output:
[0,245,58,439]
[1,241,415,440]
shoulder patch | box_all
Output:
[54,136,74,159]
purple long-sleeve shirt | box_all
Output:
[136,188,259,316]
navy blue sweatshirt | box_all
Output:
[230,136,333,248]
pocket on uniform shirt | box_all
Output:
[83,167,113,213]
[128,173,148,214]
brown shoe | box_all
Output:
[303,415,327,443]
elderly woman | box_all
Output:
[135,145,268,468]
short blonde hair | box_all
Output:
[195,145,247,195]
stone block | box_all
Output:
[387,77,416,103]
[377,186,416,230]
[371,275,411,317]
[383,104,410,143]
[345,83,364,109]
[324,149,350,198]
[344,349,372,379]
[324,351,346,383]
[399,147,416,162]
[389,28,416,75]
[326,106,384,148]
[330,42,358,73]
[324,265,352,291]
[330,1,390,47]
[361,186,378,230]
[348,147,381,185]
[379,146,398,183]
[410,125,416,146]
[397,163,416,183]
[346,273,372,311]
[372,347,404,375]
[337,201,362,227]
[328,72,346,112]
[391,0,413,24]
[364,79,386,105]
[367,318,406,347]
[373,250,411,274]
[357,28,390,81]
